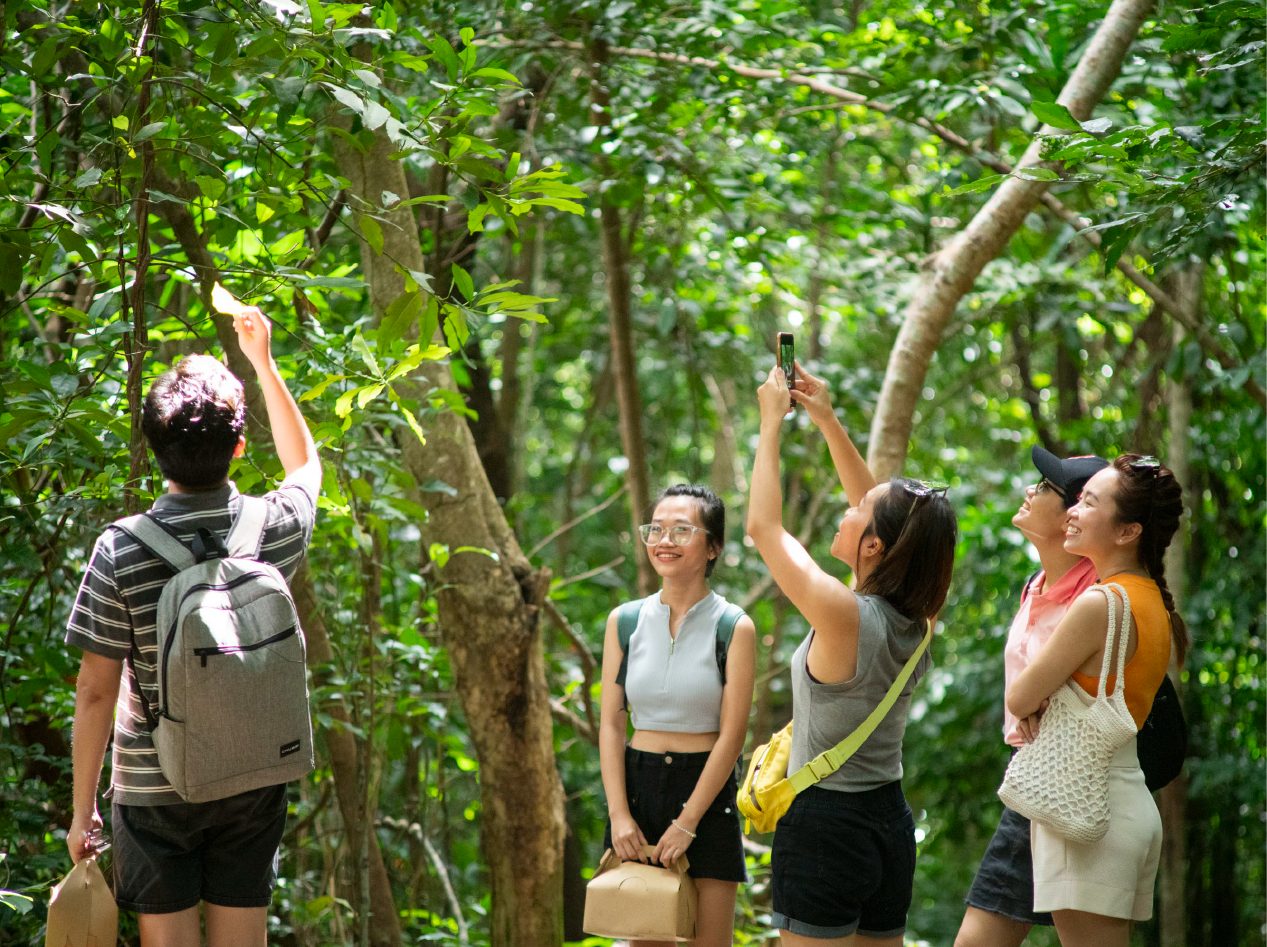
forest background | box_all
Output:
[1,1,1263,945]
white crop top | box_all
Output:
[622,591,733,733]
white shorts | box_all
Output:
[1031,738,1162,920]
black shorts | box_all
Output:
[771,782,915,939]
[964,804,1054,926]
[603,746,746,883]
[111,784,288,913]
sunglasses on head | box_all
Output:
[899,479,949,500]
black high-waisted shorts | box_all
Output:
[603,746,746,883]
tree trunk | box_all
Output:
[334,124,566,947]
[1159,263,1198,947]
[591,40,656,596]
[866,0,1155,478]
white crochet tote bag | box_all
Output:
[998,582,1139,843]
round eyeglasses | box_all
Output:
[638,523,706,546]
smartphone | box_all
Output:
[777,332,795,406]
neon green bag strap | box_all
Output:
[787,620,934,793]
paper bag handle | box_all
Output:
[595,846,692,876]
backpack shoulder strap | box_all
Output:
[613,597,647,689]
[226,496,269,559]
[788,619,934,793]
[714,602,745,685]
[1019,569,1041,605]
[110,514,196,571]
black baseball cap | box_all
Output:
[1031,447,1108,505]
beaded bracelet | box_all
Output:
[670,818,697,839]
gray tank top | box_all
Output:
[789,593,931,791]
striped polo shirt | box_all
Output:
[65,477,316,805]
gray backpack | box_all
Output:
[113,497,314,802]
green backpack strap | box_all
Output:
[714,602,745,685]
[787,619,934,793]
[613,597,647,689]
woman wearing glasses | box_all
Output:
[599,484,757,946]
[956,447,1107,947]
[747,363,957,946]
[1006,455,1186,946]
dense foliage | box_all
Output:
[2,1,1262,944]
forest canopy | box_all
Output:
[1,1,1263,945]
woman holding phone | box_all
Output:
[747,361,957,945]
[1005,455,1185,946]
[599,484,757,946]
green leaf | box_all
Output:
[298,375,345,402]
[269,230,306,257]
[450,263,474,301]
[363,100,390,131]
[387,343,450,380]
[471,67,522,86]
[334,386,358,418]
[467,204,491,233]
[357,383,385,408]
[389,388,427,446]
[379,290,423,347]
[352,332,381,376]
[133,121,167,142]
[429,35,460,81]
[1032,100,1082,131]
[1013,166,1059,182]
[73,168,103,188]
[30,37,60,78]
[359,215,384,255]
[325,84,364,116]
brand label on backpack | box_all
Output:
[280,740,302,758]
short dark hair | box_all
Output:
[1111,454,1188,664]
[142,355,245,489]
[857,478,957,622]
[652,484,725,576]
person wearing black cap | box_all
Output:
[955,447,1107,947]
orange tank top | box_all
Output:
[1071,573,1171,727]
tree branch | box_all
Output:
[500,36,1264,409]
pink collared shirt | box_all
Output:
[1001,557,1099,747]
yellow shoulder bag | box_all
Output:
[738,621,932,834]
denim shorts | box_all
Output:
[965,804,1054,926]
[111,784,288,913]
[603,746,746,882]
[771,782,915,939]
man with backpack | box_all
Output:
[66,305,320,947]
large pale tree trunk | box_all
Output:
[866,0,1155,477]
[1159,264,1198,947]
[334,126,565,947]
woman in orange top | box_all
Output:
[1006,454,1187,946]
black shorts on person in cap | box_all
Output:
[603,746,746,883]
[111,784,288,914]
[965,804,1054,926]
[771,781,915,939]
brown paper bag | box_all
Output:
[46,857,117,947]
[583,846,697,942]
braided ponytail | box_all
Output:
[1141,532,1189,665]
